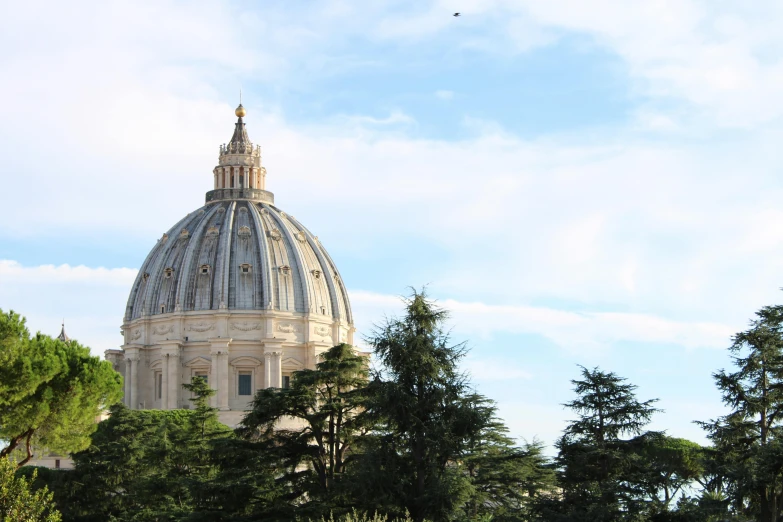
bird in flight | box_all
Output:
[453,12,461,17]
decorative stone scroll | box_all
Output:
[152,324,174,335]
[231,322,263,332]
[268,229,282,241]
[295,231,307,243]
[314,326,330,337]
[277,323,301,334]
[187,322,215,332]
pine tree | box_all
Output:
[699,304,783,522]
[552,366,659,521]
[460,395,555,521]
[0,310,123,466]
[359,289,493,522]
[235,343,370,519]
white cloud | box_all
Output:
[0,260,137,286]
[434,89,454,100]
[349,290,735,354]
[0,262,135,356]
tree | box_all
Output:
[0,310,123,466]
[460,396,556,521]
[235,343,371,519]
[34,390,233,522]
[0,457,61,521]
[359,289,494,522]
[637,435,704,513]
[699,304,783,522]
[551,366,660,521]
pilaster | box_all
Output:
[160,340,182,410]
[209,338,231,410]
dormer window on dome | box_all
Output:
[200,265,211,275]
[164,268,174,278]
[279,265,291,276]
[240,263,252,274]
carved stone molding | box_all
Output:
[130,329,142,341]
[231,321,263,332]
[295,231,307,243]
[268,228,282,241]
[152,324,174,335]
[314,326,330,337]
[276,322,300,334]
[188,322,215,332]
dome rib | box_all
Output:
[287,215,344,321]
[214,202,236,309]
[174,205,222,312]
[264,205,310,313]
[248,203,274,309]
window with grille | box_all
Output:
[282,375,291,389]
[238,373,252,396]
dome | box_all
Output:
[124,200,352,322]
[107,104,355,424]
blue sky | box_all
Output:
[3,0,783,449]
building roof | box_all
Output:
[123,105,353,325]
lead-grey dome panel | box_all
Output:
[124,201,353,323]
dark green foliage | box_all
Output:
[698,304,783,522]
[635,435,704,513]
[635,435,704,514]
[545,366,660,522]
[359,290,508,522]
[0,309,124,466]
[37,384,233,522]
[459,397,556,521]
[234,343,371,520]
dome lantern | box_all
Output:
[209,104,271,205]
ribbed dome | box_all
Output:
[124,200,352,322]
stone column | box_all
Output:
[162,355,168,408]
[129,354,140,409]
[124,358,132,407]
[167,351,180,409]
[209,338,231,410]
[160,341,181,410]
[264,352,272,388]
[219,352,229,410]
[271,351,282,388]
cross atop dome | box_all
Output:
[207,103,272,205]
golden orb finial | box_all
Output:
[235,104,246,118]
